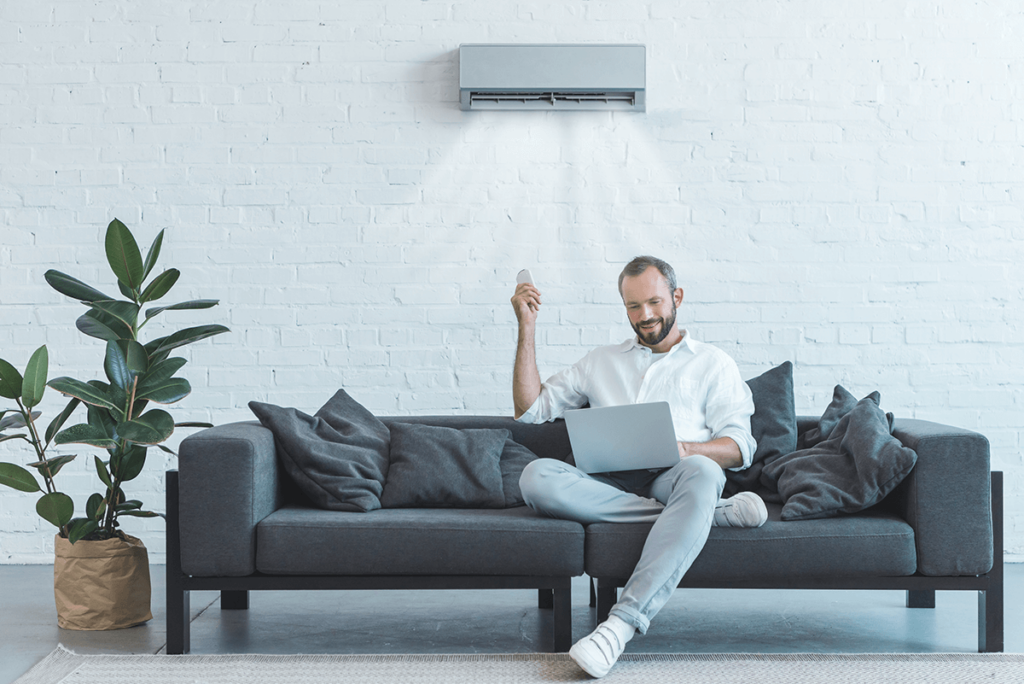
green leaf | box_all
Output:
[145,298,218,320]
[0,358,23,399]
[86,492,105,521]
[94,455,112,487]
[136,377,191,405]
[48,377,120,412]
[173,422,213,429]
[88,300,140,331]
[118,410,174,445]
[44,270,112,303]
[85,392,120,436]
[105,218,145,291]
[54,423,118,449]
[138,269,180,305]
[76,310,132,342]
[0,410,40,432]
[0,462,41,493]
[67,518,99,544]
[26,454,77,479]
[96,381,127,423]
[155,443,177,456]
[117,445,148,481]
[146,324,230,359]
[103,340,131,390]
[142,229,165,283]
[125,341,149,377]
[116,499,143,512]
[117,280,135,300]
[45,398,81,444]
[118,510,161,518]
[139,357,186,387]
[37,492,74,528]
[0,434,31,445]
[21,345,48,408]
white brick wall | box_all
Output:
[1,1,1022,563]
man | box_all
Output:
[510,255,766,678]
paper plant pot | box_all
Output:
[53,533,153,630]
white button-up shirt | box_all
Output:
[517,330,757,471]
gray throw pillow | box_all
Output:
[380,423,507,509]
[499,435,538,508]
[795,384,858,449]
[761,389,917,521]
[249,390,390,512]
[723,361,797,499]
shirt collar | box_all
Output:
[620,329,696,356]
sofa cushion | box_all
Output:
[724,361,797,498]
[761,389,918,521]
[380,423,506,509]
[249,390,390,512]
[256,505,585,577]
[585,503,917,581]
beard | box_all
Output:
[631,303,677,347]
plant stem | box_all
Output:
[127,376,138,422]
[16,398,54,494]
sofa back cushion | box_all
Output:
[380,423,506,509]
[723,361,797,498]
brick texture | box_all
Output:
[1,1,1022,563]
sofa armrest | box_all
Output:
[890,418,993,577]
[177,421,282,577]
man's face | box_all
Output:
[620,267,683,349]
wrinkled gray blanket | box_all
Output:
[759,386,918,521]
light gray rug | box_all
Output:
[16,646,1024,684]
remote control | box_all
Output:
[516,269,534,285]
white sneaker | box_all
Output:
[569,617,632,678]
[713,491,768,527]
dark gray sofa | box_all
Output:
[166,414,1002,655]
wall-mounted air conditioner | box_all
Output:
[459,44,646,112]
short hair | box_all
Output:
[618,255,677,296]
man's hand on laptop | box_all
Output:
[511,283,542,326]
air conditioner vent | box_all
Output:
[468,91,638,110]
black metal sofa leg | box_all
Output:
[222,590,250,610]
[538,588,554,609]
[980,471,1004,652]
[167,586,190,654]
[595,580,617,624]
[906,590,935,608]
[165,470,190,654]
[553,586,572,652]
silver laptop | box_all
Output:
[563,402,680,473]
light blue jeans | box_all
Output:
[519,456,726,634]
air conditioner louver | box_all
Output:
[459,44,646,112]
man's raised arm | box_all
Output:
[511,282,542,419]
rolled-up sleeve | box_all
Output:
[705,363,757,471]
[516,356,590,424]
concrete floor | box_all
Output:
[3,564,1022,683]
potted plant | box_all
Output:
[0,218,228,629]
